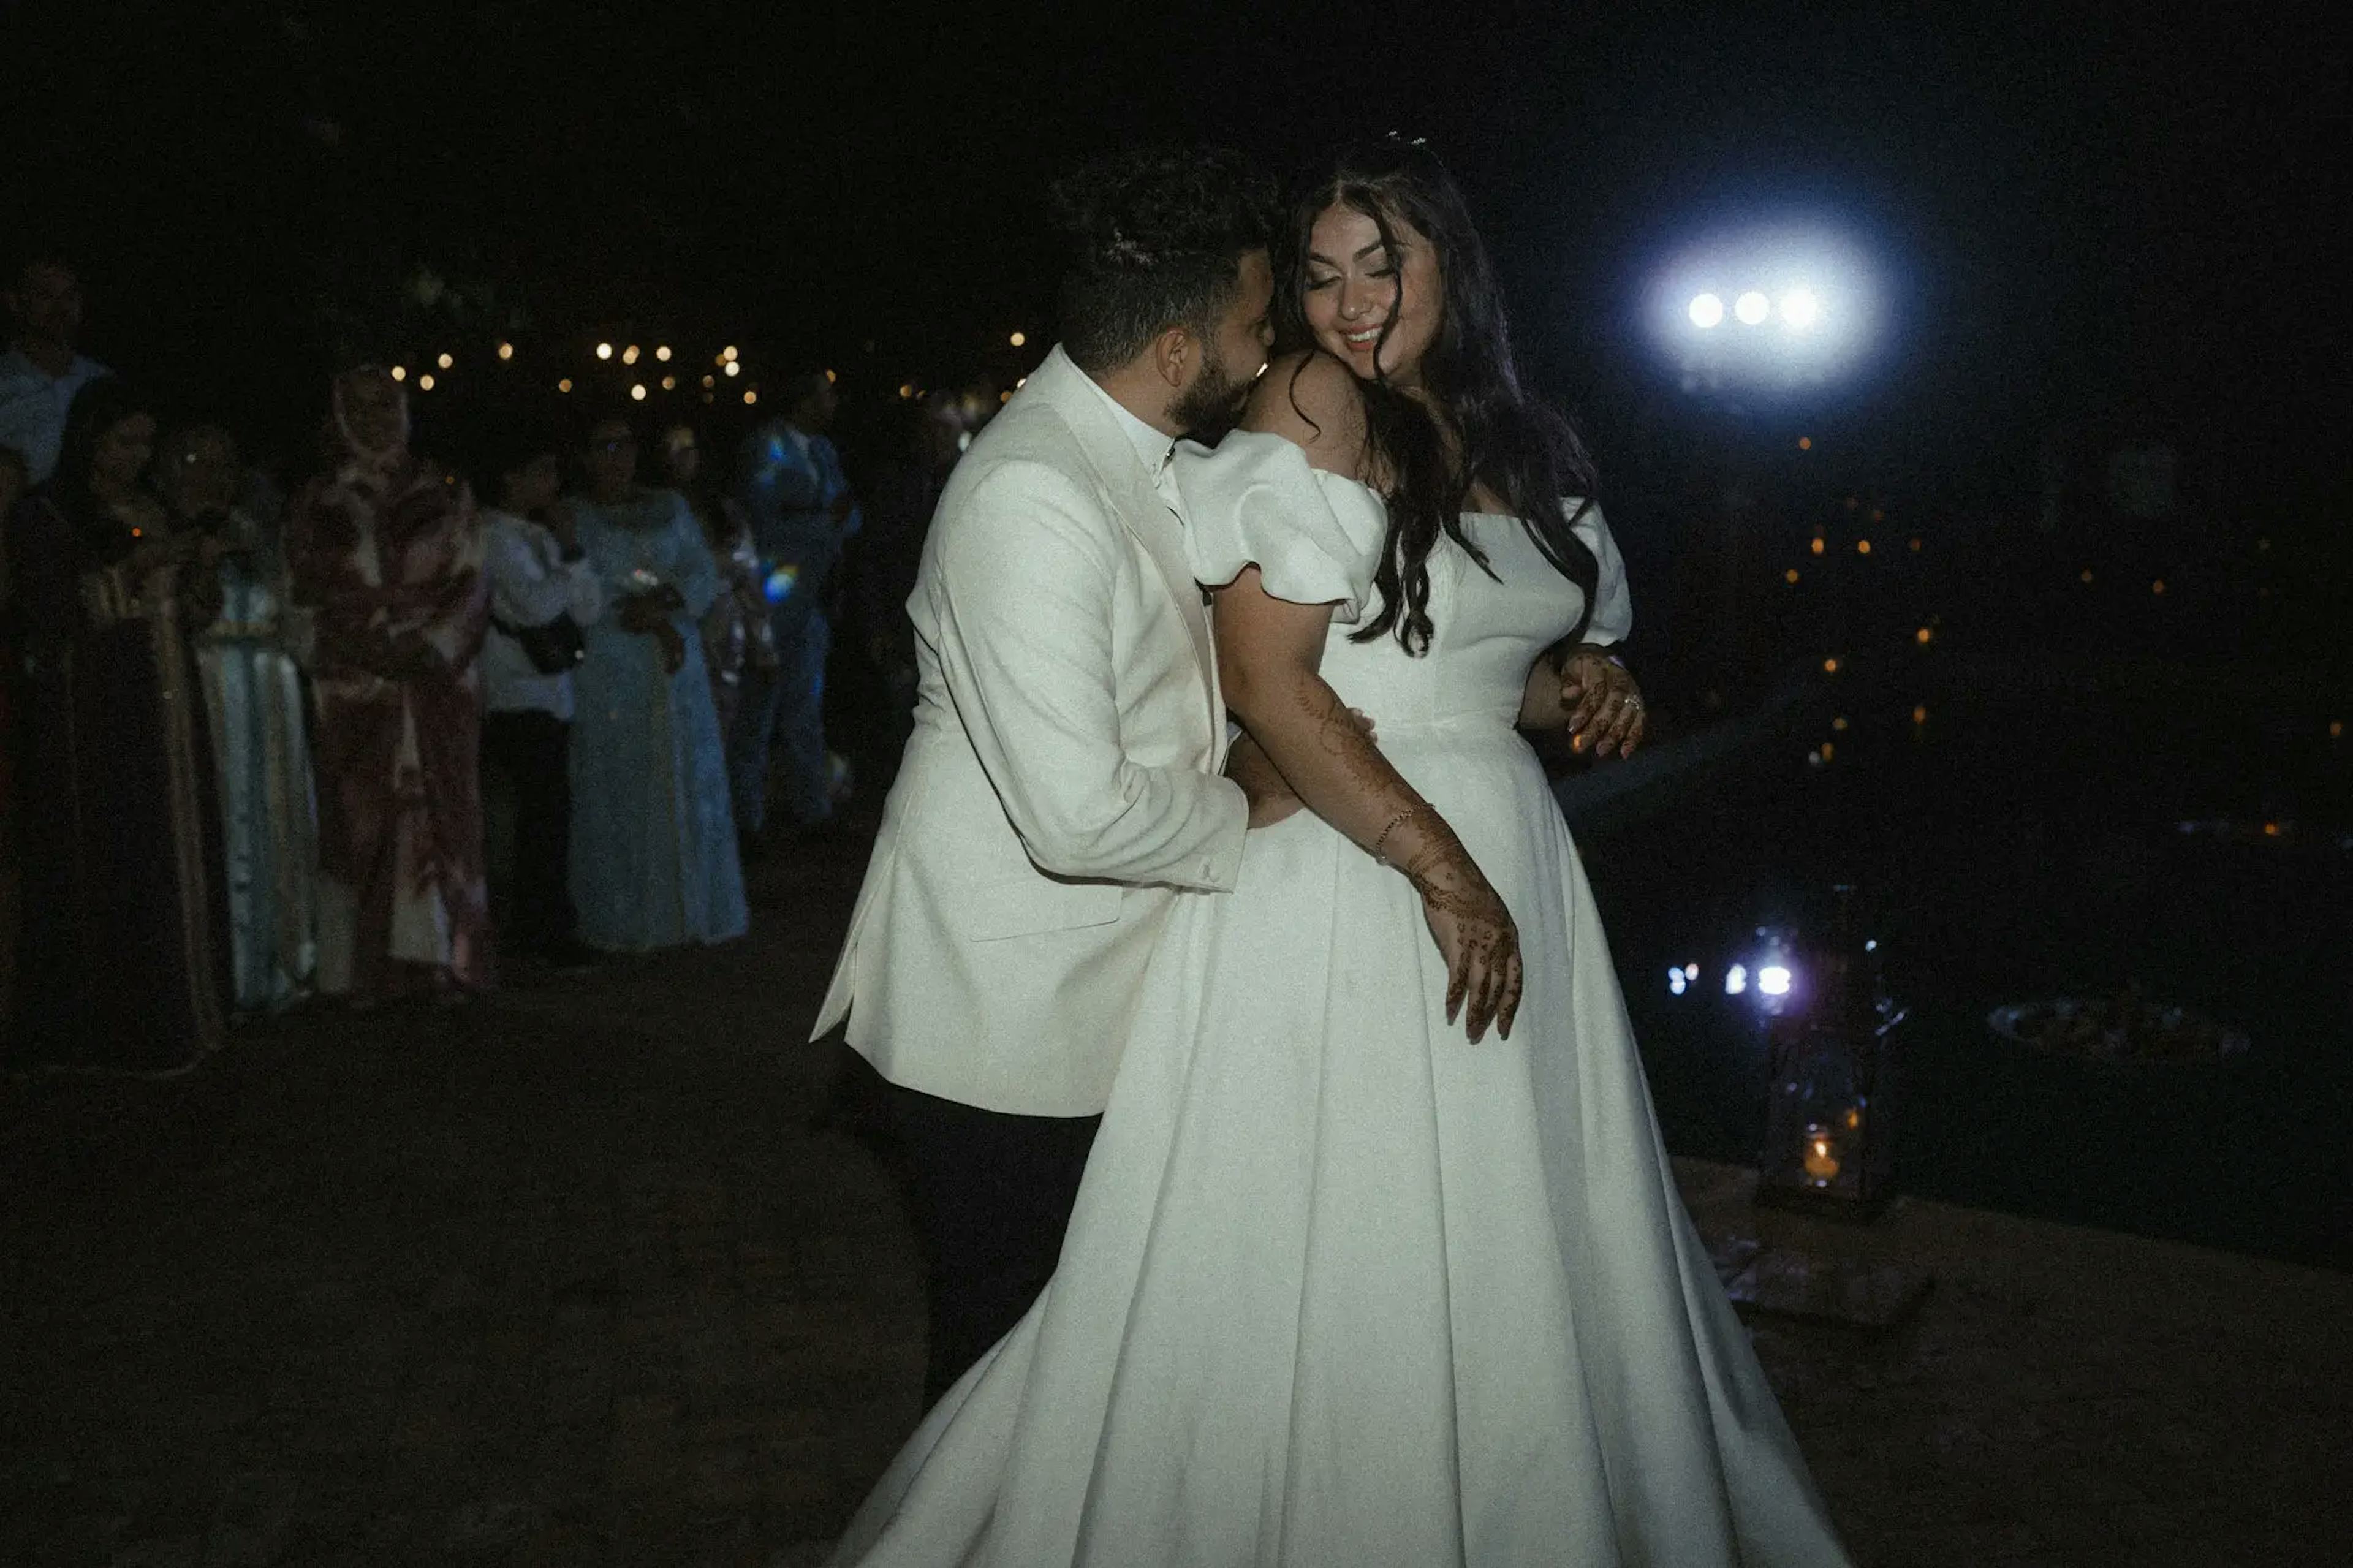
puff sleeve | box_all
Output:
[1571,499,1632,646]
[1172,431,1388,619]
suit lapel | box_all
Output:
[1027,351,1219,732]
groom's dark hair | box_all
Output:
[1048,146,1281,374]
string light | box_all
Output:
[661,375,676,391]
[622,344,641,365]
[2151,579,2166,596]
[898,383,914,399]
[1822,657,1840,674]
[2080,569,2094,583]
[1784,568,1800,584]
[1797,436,1812,450]
[655,345,672,362]
[1915,627,1933,644]
[436,352,453,369]
[702,374,715,388]
[596,343,613,360]
[498,342,514,361]
[724,361,741,377]
[1009,330,1027,347]
[390,365,406,381]
[558,378,573,393]
[1810,537,1825,555]
[743,389,758,405]
[2331,721,2344,738]
[417,373,435,391]
[1913,705,1928,725]
[721,346,739,362]
[1857,539,1872,555]
[1908,537,1922,552]
[631,384,647,401]
[825,369,837,383]
[1832,716,1849,731]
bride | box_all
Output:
[830,140,1852,1567]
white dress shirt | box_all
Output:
[481,508,604,719]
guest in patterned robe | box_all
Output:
[160,422,320,1012]
[285,368,490,1002]
[5,379,227,1069]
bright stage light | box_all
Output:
[1648,221,1881,392]
[1759,964,1793,997]
[1725,964,1749,996]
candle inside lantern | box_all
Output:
[1801,1123,1841,1184]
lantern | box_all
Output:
[1756,888,1906,1220]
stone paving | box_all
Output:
[2,813,2345,1566]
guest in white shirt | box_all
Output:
[474,420,604,969]
[0,254,110,486]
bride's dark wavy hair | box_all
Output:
[1275,140,1600,654]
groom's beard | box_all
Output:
[1170,357,1251,444]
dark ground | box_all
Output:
[2,795,2346,1566]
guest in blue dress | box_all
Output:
[566,413,746,952]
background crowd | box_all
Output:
[0,248,968,1074]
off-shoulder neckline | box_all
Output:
[1311,464,1521,525]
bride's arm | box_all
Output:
[1217,572,1520,1042]
[1210,356,1521,1042]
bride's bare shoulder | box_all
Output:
[1240,350,1369,481]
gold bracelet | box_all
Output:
[1368,808,1412,867]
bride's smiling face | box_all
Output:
[1302,200,1444,388]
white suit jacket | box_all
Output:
[811,347,1249,1116]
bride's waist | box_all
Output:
[1362,708,1527,744]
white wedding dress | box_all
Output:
[832,433,1852,1567]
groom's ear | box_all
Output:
[1149,324,1195,391]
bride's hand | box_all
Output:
[1560,646,1646,760]
[1403,845,1522,1043]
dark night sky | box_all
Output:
[5,1,2343,498]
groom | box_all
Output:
[811,148,1286,1401]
